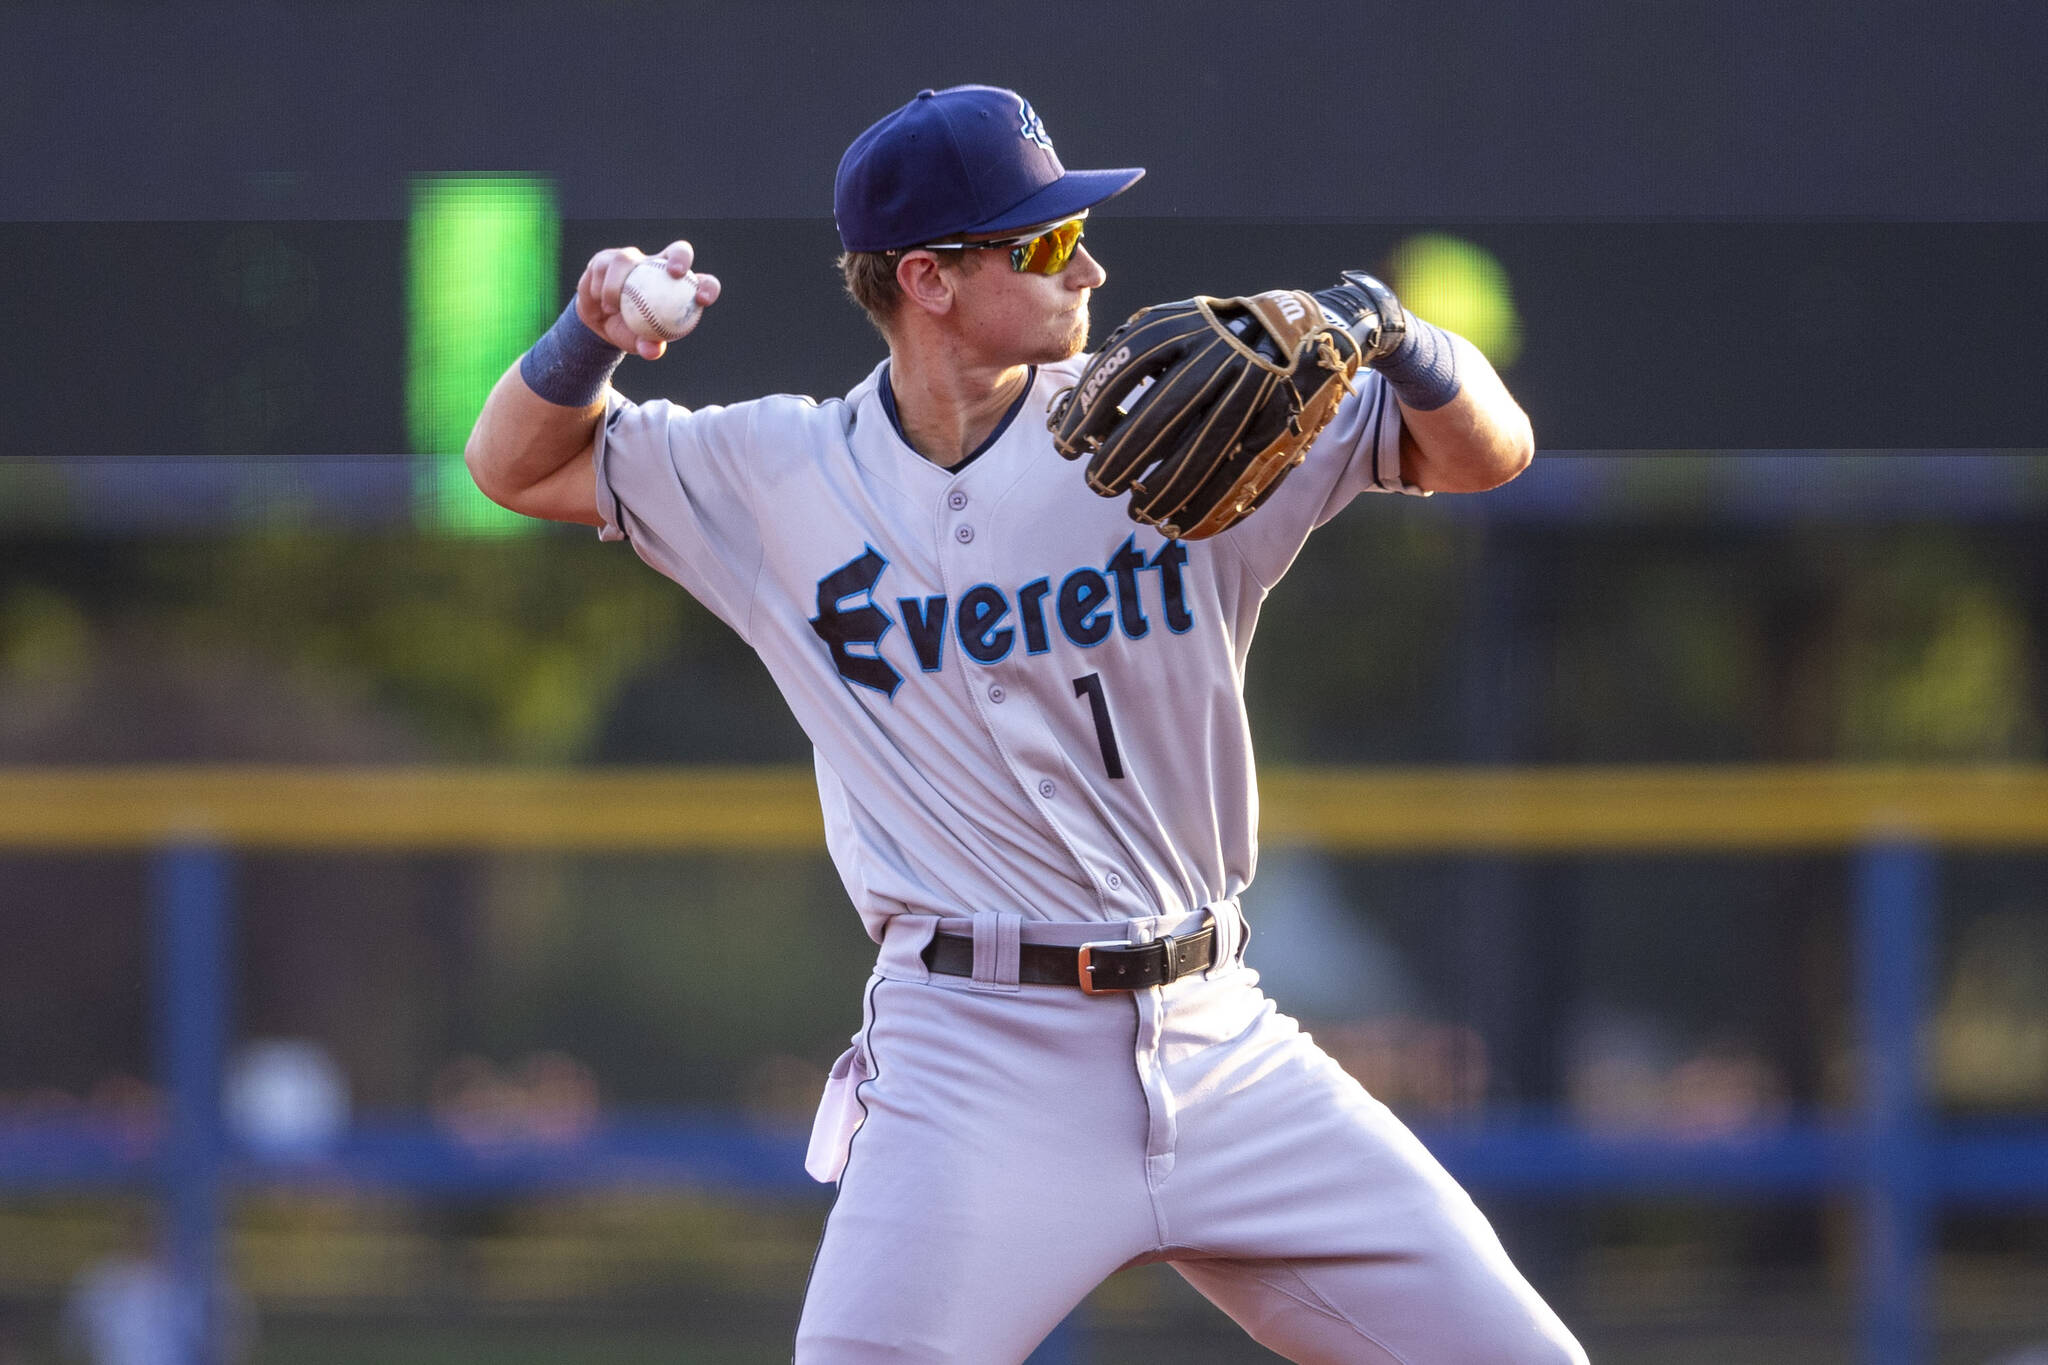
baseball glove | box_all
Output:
[1049,271,1405,540]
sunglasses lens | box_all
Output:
[1013,219,1084,274]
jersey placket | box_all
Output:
[932,466,1111,915]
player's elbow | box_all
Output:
[1489,410,1536,487]
[462,426,553,519]
[1456,405,1535,492]
[463,421,603,527]
[462,399,547,515]
[463,430,519,511]
[1415,421,1532,494]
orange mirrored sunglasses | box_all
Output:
[912,216,1087,276]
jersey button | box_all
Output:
[1038,779,1056,799]
[987,684,1006,703]
[955,525,974,544]
[1105,872,1123,890]
[948,490,969,510]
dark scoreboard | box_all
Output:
[4,220,2041,459]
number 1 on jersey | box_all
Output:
[1072,673,1124,779]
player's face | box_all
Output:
[945,222,1107,366]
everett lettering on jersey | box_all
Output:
[809,535,1193,696]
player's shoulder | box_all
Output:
[736,389,850,430]
[749,362,886,441]
[742,388,866,467]
[639,387,854,454]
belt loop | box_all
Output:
[1205,898,1245,975]
[878,914,938,982]
[970,911,1022,992]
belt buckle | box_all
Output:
[1076,938,1136,995]
[1076,934,1175,995]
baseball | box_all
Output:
[619,261,702,342]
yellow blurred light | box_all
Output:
[1386,234,1522,368]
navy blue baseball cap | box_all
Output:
[835,85,1145,253]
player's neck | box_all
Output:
[885,351,1031,469]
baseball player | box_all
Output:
[467,85,1584,1365]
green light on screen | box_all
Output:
[1385,234,1522,369]
[407,176,560,535]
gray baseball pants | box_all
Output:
[796,905,1586,1365]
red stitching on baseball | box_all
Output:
[624,278,691,340]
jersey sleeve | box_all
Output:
[592,393,766,640]
[1218,368,1422,590]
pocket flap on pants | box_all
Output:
[804,1044,872,1183]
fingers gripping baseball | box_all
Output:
[576,241,723,359]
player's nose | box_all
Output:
[1067,244,1106,290]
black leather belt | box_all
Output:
[923,923,1216,994]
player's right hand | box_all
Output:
[575,241,723,360]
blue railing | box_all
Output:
[5,839,2045,1364]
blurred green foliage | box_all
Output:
[1250,506,2045,765]
[150,532,678,761]
[3,489,2043,769]
[1,532,689,763]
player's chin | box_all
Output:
[1008,307,1091,366]
[1047,308,1092,361]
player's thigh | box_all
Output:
[1174,1251,1586,1365]
[795,977,1154,1363]
[797,1190,1113,1365]
[1161,997,1583,1363]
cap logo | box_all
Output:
[1018,97,1054,153]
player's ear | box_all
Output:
[896,251,957,318]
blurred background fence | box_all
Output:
[4,762,2048,1363]
[6,2,2048,1362]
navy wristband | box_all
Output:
[1370,313,1462,412]
[519,301,626,408]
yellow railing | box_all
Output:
[3,765,2047,850]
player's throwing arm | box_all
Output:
[464,242,721,526]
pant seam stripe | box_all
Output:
[1244,1261,1414,1365]
[794,974,889,1360]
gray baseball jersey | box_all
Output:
[593,359,1584,1364]
[596,357,1407,941]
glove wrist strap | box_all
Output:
[1314,271,1405,363]
[1311,271,1464,412]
